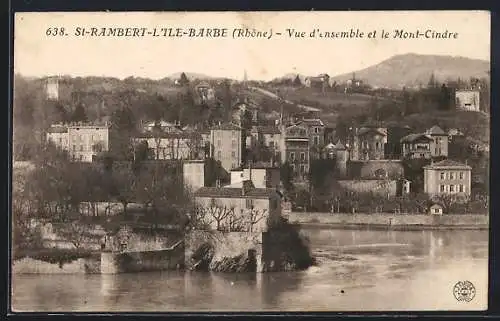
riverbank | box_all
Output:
[288,212,489,230]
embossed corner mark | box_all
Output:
[453,280,476,302]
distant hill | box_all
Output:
[331,53,490,89]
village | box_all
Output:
[12,68,490,274]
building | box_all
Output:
[133,131,205,161]
[323,141,349,177]
[209,123,244,174]
[194,81,215,103]
[193,180,282,232]
[423,159,472,198]
[232,97,259,127]
[183,160,205,192]
[351,127,388,161]
[300,118,326,148]
[400,133,433,159]
[228,163,281,189]
[46,122,111,162]
[425,125,449,158]
[280,123,310,178]
[455,90,480,112]
[304,74,330,90]
[142,120,182,133]
[45,77,59,100]
[428,203,444,215]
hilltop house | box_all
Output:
[423,159,472,199]
[455,89,480,112]
[304,74,330,90]
[46,121,111,162]
[350,127,388,161]
[425,125,449,158]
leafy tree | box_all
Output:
[70,103,88,123]
[179,72,190,86]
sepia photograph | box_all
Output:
[11,11,490,312]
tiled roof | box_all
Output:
[423,159,472,170]
[300,118,325,127]
[400,133,433,143]
[427,125,446,135]
[210,123,242,131]
[47,126,68,133]
[194,186,278,199]
[258,126,281,134]
[357,127,387,136]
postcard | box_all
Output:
[11,11,490,312]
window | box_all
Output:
[300,164,305,173]
[300,152,305,161]
[450,185,455,193]
[79,155,83,161]
[440,185,445,192]
[231,139,236,147]
[59,137,62,145]
[314,136,319,145]
[80,145,83,151]
[217,151,222,159]
[217,140,221,147]
[459,172,464,179]
[269,141,274,148]
[245,199,254,209]
[450,172,455,180]
[232,131,236,137]
[72,145,76,151]
[231,151,236,157]
[440,172,445,180]
[290,164,296,172]
[435,148,438,154]
[314,127,319,134]
[290,152,295,161]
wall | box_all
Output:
[184,230,263,272]
[183,160,205,192]
[12,253,101,274]
[338,179,397,196]
[288,212,489,227]
[348,160,404,179]
[210,129,242,173]
[101,242,184,274]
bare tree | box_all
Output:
[247,207,268,232]
[204,201,235,231]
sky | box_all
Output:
[14,11,490,81]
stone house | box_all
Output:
[351,127,388,161]
[425,125,449,158]
[423,159,472,198]
[280,123,310,179]
[455,89,480,112]
[209,123,244,174]
[193,180,282,232]
[401,133,433,159]
[46,121,112,162]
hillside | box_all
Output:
[331,53,490,89]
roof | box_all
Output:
[357,127,387,137]
[400,133,433,143]
[423,159,472,170]
[210,123,242,131]
[134,131,201,139]
[47,126,68,133]
[258,126,281,135]
[194,186,278,199]
[426,125,446,136]
[324,141,346,150]
[300,118,325,127]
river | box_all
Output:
[11,228,488,312]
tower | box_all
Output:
[46,77,59,100]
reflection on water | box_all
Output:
[12,229,488,312]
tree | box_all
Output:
[280,162,294,193]
[179,72,190,86]
[202,201,235,231]
[247,207,268,232]
[70,103,88,123]
[293,75,302,87]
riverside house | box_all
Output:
[209,123,244,174]
[193,180,282,233]
[423,159,472,199]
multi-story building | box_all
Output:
[423,159,472,198]
[400,133,433,159]
[425,125,449,158]
[182,160,205,192]
[209,123,244,174]
[350,127,388,161]
[455,89,480,112]
[133,131,205,161]
[46,122,111,162]
[194,180,282,232]
[280,123,310,178]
